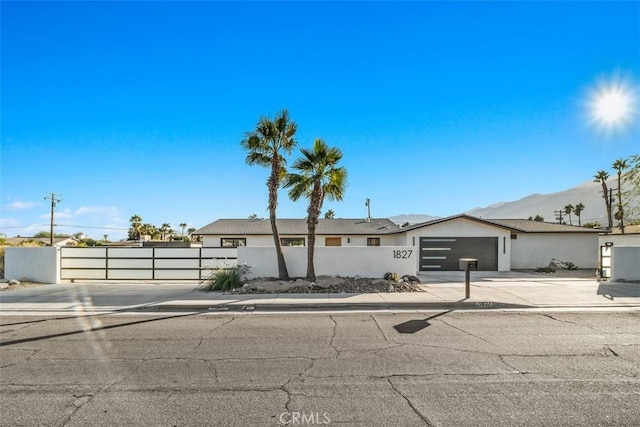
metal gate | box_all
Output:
[60,247,237,280]
[419,237,498,271]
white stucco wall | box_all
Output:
[598,234,640,247]
[510,233,598,269]
[400,218,512,271]
[5,247,60,283]
[611,246,640,282]
[238,246,418,279]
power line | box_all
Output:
[56,224,128,231]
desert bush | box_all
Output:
[202,265,249,292]
[535,266,555,273]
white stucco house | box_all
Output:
[193,214,600,274]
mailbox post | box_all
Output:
[459,258,478,298]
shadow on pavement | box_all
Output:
[0,313,198,347]
[393,309,454,334]
[597,282,640,300]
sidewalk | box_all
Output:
[1,272,639,314]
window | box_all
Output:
[221,238,246,248]
[281,237,305,247]
[325,237,342,246]
[367,237,380,246]
[511,232,518,239]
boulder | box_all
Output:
[9,279,20,286]
[402,274,421,284]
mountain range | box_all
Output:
[391,178,626,226]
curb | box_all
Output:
[138,301,535,312]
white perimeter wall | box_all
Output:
[511,233,598,269]
[598,234,640,247]
[5,247,60,283]
[611,246,640,282]
[400,218,512,271]
[238,246,417,279]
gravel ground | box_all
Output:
[226,275,424,294]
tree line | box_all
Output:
[593,154,640,234]
[241,109,348,282]
[128,215,195,241]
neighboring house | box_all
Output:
[3,237,80,247]
[194,214,600,272]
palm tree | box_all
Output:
[179,222,187,238]
[129,215,142,240]
[241,109,298,280]
[563,204,574,225]
[573,202,585,226]
[140,223,157,240]
[284,139,348,281]
[612,158,629,234]
[594,170,612,229]
[324,209,335,219]
[187,227,196,242]
[159,223,172,241]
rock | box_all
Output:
[402,274,421,284]
[242,283,250,289]
[384,272,399,282]
[9,279,20,286]
[0,283,8,290]
[388,284,395,292]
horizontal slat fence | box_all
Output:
[60,247,237,280]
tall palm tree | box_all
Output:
[241,109,298,280]
[594,170,612,229]
[159,223,172,241]
[179,222,187,238]
[612,158,629,234]
[573,202,585,226]
[129,215,142,240]
[563,204,574,225]
[324,209,335,219]
[284,139,348,281]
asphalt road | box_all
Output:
[1,311,639,426]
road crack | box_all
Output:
[603,344,619,357]
[539,313,608,333]
[61,393,94,426]
[438,319,494,346]
[370,314,392,343]
[328,315,340,358]
[386,377,434,426]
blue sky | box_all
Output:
[2,1,639,240]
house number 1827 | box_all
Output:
[393,250,413,259]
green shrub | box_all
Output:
[202,266,247,292]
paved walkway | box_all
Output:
[1,271,639,314]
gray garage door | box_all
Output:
[419,237,498,271]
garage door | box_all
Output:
[419,237,498,271]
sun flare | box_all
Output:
[587,75,638,133]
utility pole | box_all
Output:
[44,193,62,246]
[554,210,563,224]
[365,198,371,222]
